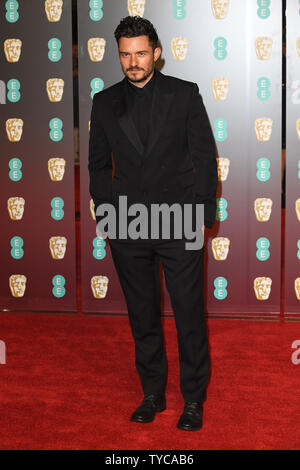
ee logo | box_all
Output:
[9,157,22,181]
[214,277,228,300]
[256,158,270,181]
[90,78,104,99]
[10,236,24,259]
[216,198,228,222]
[298,161,300,180]
[93,237,106,260]
[51,197,64,220]
[49,118,63,142]
[257,77,271,101]
[214,37,227,60]
[48,38,62,62]
[256,237,270,261]
[173,0,186,20]
[7,79,21,102]
[257,0,271,19]
[52,275,66,298]
[214,118,228,142]
[5,0,19,22]
[89,0,103,21]
[297,240,300,260]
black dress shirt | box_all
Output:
[125,71,156,148]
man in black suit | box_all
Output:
[88,16,217,431]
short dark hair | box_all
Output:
[114,16,159,49]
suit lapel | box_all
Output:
[112,81,144,156]
[144,73,174,160]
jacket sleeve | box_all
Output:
[88,94,113,223]
[187,83,218,228]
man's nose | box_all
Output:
[130,55,138,67]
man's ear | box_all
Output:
[154,47,162,62]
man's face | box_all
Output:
[118,35,161,86]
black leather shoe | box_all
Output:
[177,402,203,431]
[130,394,166,423]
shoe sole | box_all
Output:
[177,423,202,431]
[130,405,166,423]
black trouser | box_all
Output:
[109,237,210,403]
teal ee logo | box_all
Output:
[257,77,271,100]
[0,80,21,104]
[10,236,24,259]
[51,197,64,220]
[52,275,66,298]
[257,0,271,19]
[7,79,21,102]
[9,157,22,181]
[214,37,227,60]
[298,161,300,180]
[216,198,228,221]
[256,237,270,261]
[214,118,228,141]
[297,240,300,260]
[214,276,228,300]
[256,158,270,181]
[48,38,62,62]
[90,78,104,99]
[89,0,103,21]
[5,0,19,22]
[49,118,63,142]
[93,237,106,260]
[173,0,186,19]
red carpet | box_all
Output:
[0,313,299,450]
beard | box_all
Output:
[124,65,154,84]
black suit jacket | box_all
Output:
[88,70,218,229]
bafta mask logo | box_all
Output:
[9,274,27,298]
[87,38,106,62]
[90,199,96,221]
[127,0,146,17]
[296,119,300,140]
[49,236,67,260]
[211,0,230,19]
[296,37,300,57]
[295,199,300,222]
[212,77,229,101]
[46,78,64,102]
[212,237,230,261]
[91,275,109,299]
[255,117,273,142]
[8,197,25,220]
[171,37,189,61]
[255,37,273,61]
[217,157,230,181]
[254,277,272,300]
[254,198,273,222]
[295,278,300,300]
[45,0,63,22]
[4,38,22,62]
[48,158,66,181]
[6,118,23,142]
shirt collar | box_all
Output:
[126,69,156,97]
